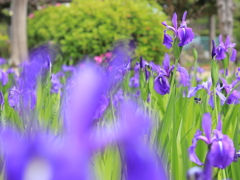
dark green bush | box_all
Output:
[27,0,168,63]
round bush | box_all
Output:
[27,0,168,63]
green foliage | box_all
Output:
[27,0,168,63]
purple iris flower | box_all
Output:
[188,78,226,108]
[118,101,168,180]
[0,70,8,86]
[8,86,36,110]
[162,11,194,48]
[62,65,75,72]
[93,95,109,119]
[236,67,240,81]
[221,78,240,104]
[212,35,237,61]
[51,74,63,94]
[189,113,235,169]
[0,57,6,65]
[153,54,174,95]
[153,53,189,95]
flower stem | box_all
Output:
[169,58,179,97]
[213,87,218,121]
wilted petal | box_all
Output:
[163,31,173,49]
[188,130,204,166]
[177,27,194,46]
[230,48,237,62]
[202,113,212,143]
[154,76,170,95]
[177,64,189,86]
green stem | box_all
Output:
[213,88,218,121]
[220,81,240,112]
[169,58,179,97]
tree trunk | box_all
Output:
[209,15,216,53]
[10,0,28,67]
[217,0,234,41]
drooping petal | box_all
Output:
[208,132,235,169]
[216,88,226,105]
[208,95,214,109]
[163,31,173,49]
[161,22,176,33]
[211,40,216,59]
[202,113,212,143]
[177,27,194,46]
[230,48,237,62]
[187,167,203,180]
[188,130,204,166]
[154,76,170,95]
[187,84,203,98]
[177,64,189,86]
[172,12,178,31]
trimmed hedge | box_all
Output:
[28,0,168,63]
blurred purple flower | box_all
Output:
[0,57,6,65]
[0,70,8,86]
[177,64,190,86]
[8,86,36,110]
[62,65,75,72]
[51,74,63,94]
[93,95,109,119]
[162,11,194,48]
[221,78,240,104]
[189,113,235,169]
[212,35,237,61]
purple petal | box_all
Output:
[162,53,170,73]
[211,40,216,59]
[182,11,187,22]
[208,95,214,109]
[202,113,212,143]
[177,27,194,46]
[172,12,178,31]
[225,35,230,48]
[215,45,226,60]
[230,48,237,62]
[208,134,235,169]
[187,84,203,98]
[219,35,223,44]
[188,130,204,166]
[163,31,173,49]
[154,76,170,95]
[216,88,226,105]
[0,71,8,86]
[177,64,189,86]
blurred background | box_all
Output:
[0,0,239,69]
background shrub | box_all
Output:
[27,0,168,63]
